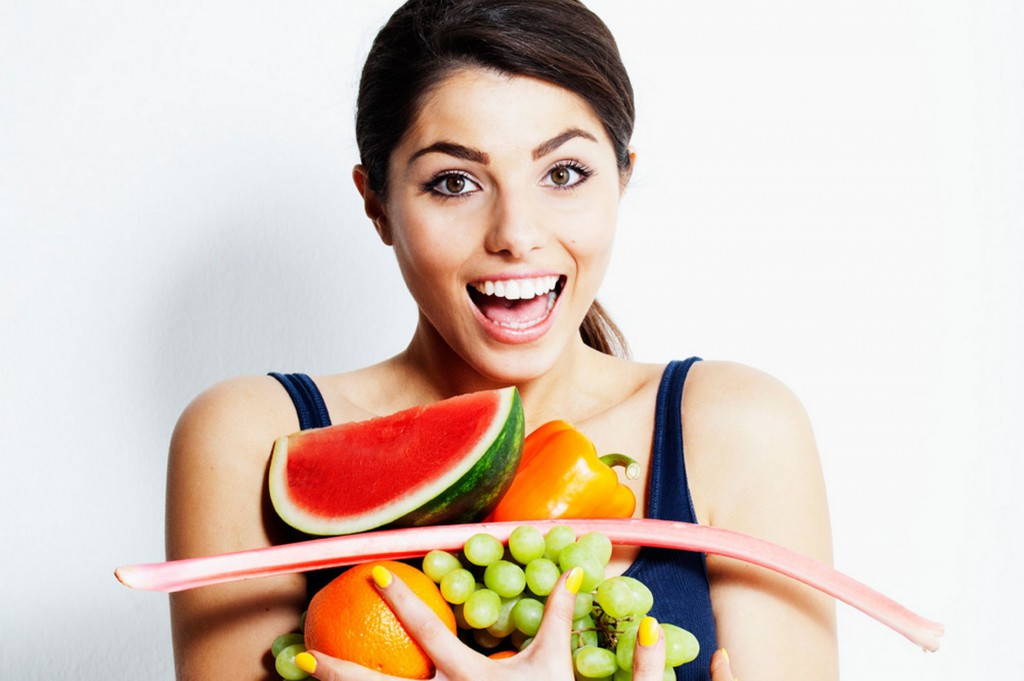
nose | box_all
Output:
[483,190,549,259]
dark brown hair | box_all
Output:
[356,0,632,357]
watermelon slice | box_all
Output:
[268,387,524,536]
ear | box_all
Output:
[620,147,637,190]
[352,165,392,246]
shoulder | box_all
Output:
[681,361,826,541]
[170,375,302,460]
[166,375,304,556]
[683,360,813,442]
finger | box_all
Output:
[527,566,583,658]
[631,616,667,681]
[369,564,463,665]
[710,647,737,681]
[294,650,399,681]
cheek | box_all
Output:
[562,198,619,262]
[388,212,475,299]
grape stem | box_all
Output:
[115,518,943,651]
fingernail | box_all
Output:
[565,566,584,594]
[638,616,661,647]
[295,652,317,674]
[371,565,393,588]
[719,647,730,664]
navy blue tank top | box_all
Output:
[270,359,717,680]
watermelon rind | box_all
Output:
[268,386,524,536]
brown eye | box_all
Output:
[444,175,466,194]
[549,167,571,186]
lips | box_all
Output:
[467,275,565,330]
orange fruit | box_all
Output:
[304,561,456,679]
[489,649,517,659]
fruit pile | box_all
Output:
[269,525,698,680]
[428,524,698,679]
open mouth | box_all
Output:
[467,275,566,330]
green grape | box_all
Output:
[275,643,309,681]
[271,633,304,657]
[543,524,576,562]
[662,624,700,667]
[511,630,534,651]
[596,577,636,619]
[509,525,546,564]
[486,595,521,638]
[464,588,502,629]
[440,568,476,604]
[616,627,638,671]
[573,591,595,619]
[484,560,526,598]
[452,602,473,630]
[464,533,504,566]
[613,669,674,681]
[524,558,560,596]
[572,615,598,649]
[511,596,545,636]
[574,646,619,678]
[619,577,654,616]
[473,626,506,649]
[612,668,633,681]
[578,531,613,566]
[422,550,462,583]
[558,542,605,592]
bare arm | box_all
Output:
[684,362,839,681]
[166,377,308,680]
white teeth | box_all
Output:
[472,275,559,300]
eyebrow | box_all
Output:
[409,141,489,165]
[407,127,599,166]
[532,128,599,160]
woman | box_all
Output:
[166,1,838,680]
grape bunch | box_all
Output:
[424,524,699,680]
[268,524,699,681]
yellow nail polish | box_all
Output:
[295,652,317,675]
[371,565,393,588]
[565,566,584,594]
[719,648,730,665]
[638,616,661,647]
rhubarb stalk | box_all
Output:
[115,518,943,651]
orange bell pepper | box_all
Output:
[490,420,640,521]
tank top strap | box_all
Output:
[268,372,332,430]
[648,357,702,521]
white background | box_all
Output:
[2,1,1021,679]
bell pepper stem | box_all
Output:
[598,453,641,480]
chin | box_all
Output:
[462,341,574,387]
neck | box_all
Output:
[396,315,610,432]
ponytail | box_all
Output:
[579,300,630,358]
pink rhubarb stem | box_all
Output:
[115,518,943,651]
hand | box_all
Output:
[296,566,668,681]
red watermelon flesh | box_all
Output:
[269,386,524,536]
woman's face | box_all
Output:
[372,68,625,382]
